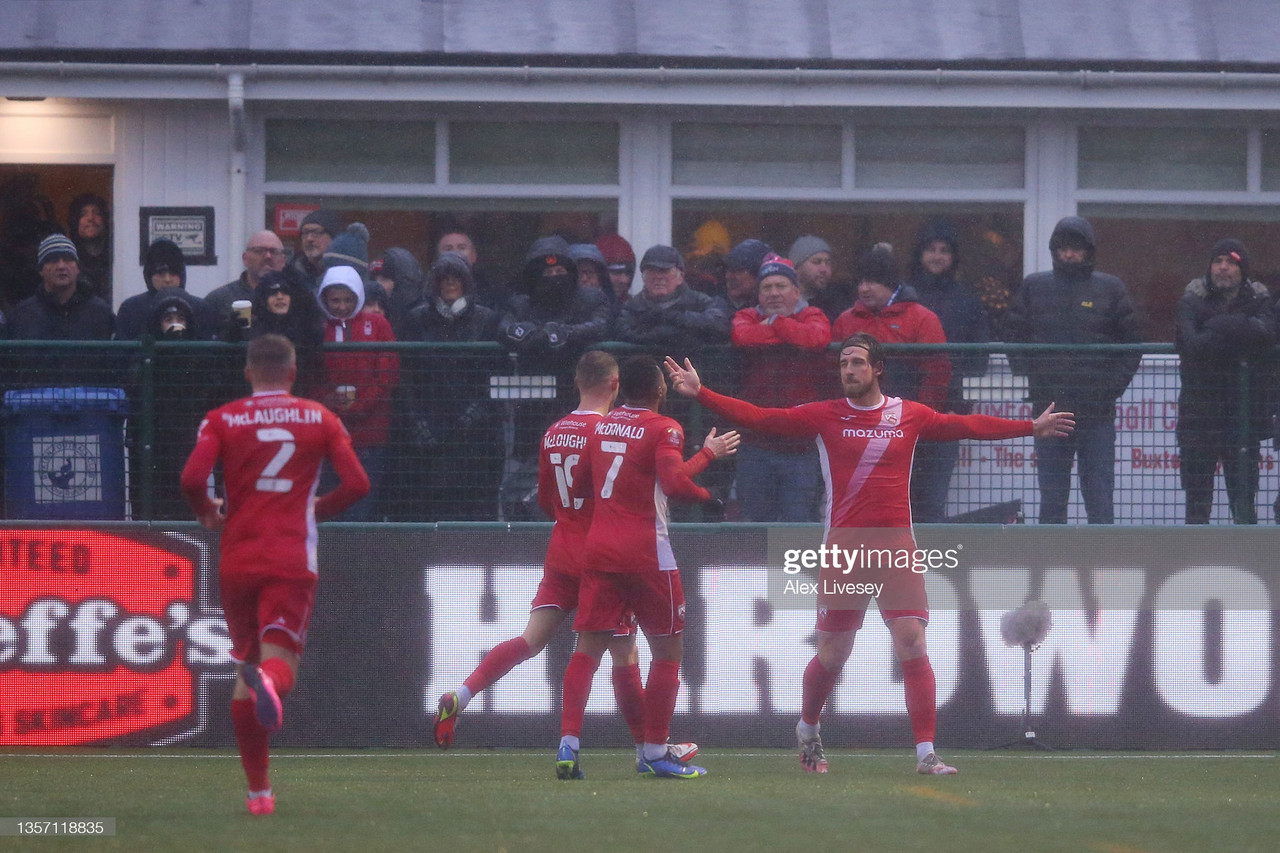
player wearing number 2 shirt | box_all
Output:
[181,334,369,816]
[665,334,1073,778]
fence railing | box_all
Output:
[0,340,1272,525]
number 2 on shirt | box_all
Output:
[599,440,627,499]
[255,427,296,493]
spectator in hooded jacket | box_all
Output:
[499,235,612,518]
[832,243,951,414]
[1175,239,1276,525]
[1003,216,1141,525]
[316,265,399,521]
[68,193,111,298]
[904,221,992,522]
[116,239,212,341]
[134,295,220,519]
[596,233,636,303]
[729,253,831,521]
[369,247,426,339]
[437,226,511,314]
[569,242,620,323]
[399,253,504,521]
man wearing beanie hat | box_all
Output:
[116,239,212,340]
[790,234,852,322]
[290,209,343,291]
[205,230,288,322]
[1175,238,1276,524]
[7,232,114,341]
[1004,216,1141,524]
[724,239,774,312]
[729,253,831,522]
[832,243,951,415]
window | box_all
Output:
[672,122,842,187]
[449,122,618,184]
[265,120,436,183]
[856,126,1024,189]
[1078,127,1246,191]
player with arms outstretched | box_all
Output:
[181,334,370,815]
[563,355,739,779]
[665,333,1073,775]
[433,351,698,773]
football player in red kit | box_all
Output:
[434,351,698,776]
[563,355,740,779]
[181,334,369,815]
[664,334,1073,776]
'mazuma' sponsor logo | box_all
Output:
[0,529,233,746]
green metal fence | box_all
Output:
[0,340,1272,525]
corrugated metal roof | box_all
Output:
[4,0,1280,69]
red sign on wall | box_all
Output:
[0,529,231,746]
[274,204,318,238]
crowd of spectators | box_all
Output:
[3,205,1278,526]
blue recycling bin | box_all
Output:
[4,387,128,520]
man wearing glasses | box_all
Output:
[205,230,288,323]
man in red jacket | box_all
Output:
[730,253,832,521]
[832,243,950,414]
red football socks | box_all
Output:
[464,637,534,696]
[642,659,681,746]
[231,697,270,791]
[560,651,602,738]
[612,663,646,744]
[801,655,841,726]
[260,658,295,698]
[901,655,937,744]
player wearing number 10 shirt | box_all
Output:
[433,352,698,779]
[181,334,369,816]
[564,355,739,779]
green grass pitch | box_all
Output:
[2,749,1278,852]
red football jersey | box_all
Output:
[181,390,369,578]
[578,405,714,574]
[537,409,602,575]
[697,389,1031,530]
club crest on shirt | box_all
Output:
[664,427,682,447]
[883,412,898,425]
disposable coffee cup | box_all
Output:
[232,299,253,326]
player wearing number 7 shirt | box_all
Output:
[564,355,740,779]
[432,351,698,775]
[181,334,370,816]
[664,333,1073,777]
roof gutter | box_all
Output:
[5,63,1280,108]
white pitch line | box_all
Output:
[1,752,1275,760]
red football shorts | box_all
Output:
[532,567,637,636]
[220,572,317,663]
[815,526,929,632]
[531,567,581,612]
[574,568,684,637]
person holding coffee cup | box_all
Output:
[316,265,400,521]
